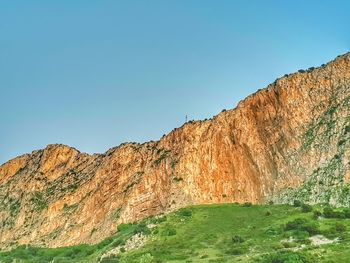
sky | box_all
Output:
[1,0,349,164]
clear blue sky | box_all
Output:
[1,0,349,164]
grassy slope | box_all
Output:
[1,203,350,262]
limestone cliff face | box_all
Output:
[1,53,350,248]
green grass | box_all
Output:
[0,222,140,263]
[2,204,350,262]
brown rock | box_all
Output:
[1,52,350,248]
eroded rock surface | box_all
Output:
[1,53,350,248]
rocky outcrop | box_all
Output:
[1,52,350,248]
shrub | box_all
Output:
[112,239,124,247]
[133,223,151,235]
[345,126,350,134]
[285,218,307,231]
[285,218,319,235]
[97,237,114,249]
[338,139,346,146]
[265,210,272,216]
[313,210,322,219]
[157,215,167,222]
[323,207,344,218]
[178,208,192,217]
[334,223,347,233]
[343,208,350,218]
[161,226,177,236]
[243,202,252,207]
[323,207,335,218]
[232,235,244,244]
[282,241,298,248]
[292,230,310,242]
[167,228,177,236]
[301,204,313,213]
[302,222,320,235]
[293,200,302,207]
[117,223,133,232]
[173,177,183,182]
[265,226,280,236]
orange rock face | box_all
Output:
[1,53,350,248]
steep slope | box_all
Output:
[1,52,350,248]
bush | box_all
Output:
[117,223,133,232]
[167,228,177,236]
[133,223,151,235]
[313,210,322,219]
[112,239,124,247]
[301,204,313,213]
[293,200,302,207]
[345,126,350,134]
[343,208,350,218]
[285,218,307,231]
[265,210,272,216]
[292,230,310,243]
[243,202,252,207]
[338,139,346,146]
[302,222,320,235]
[265,226,280,236]
[334,223,347,233]
[323,207,344,218]
[161,226,177,236]
[232,235,244,244]
[178,208,192,217]
[97,237,114,249]
[281,241,298,248]
[285,218,319,235]
[323,207,335,218]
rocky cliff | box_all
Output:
[1,53,350,248]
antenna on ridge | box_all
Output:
[185,115,188,122]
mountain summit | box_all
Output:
[1,53,350,248]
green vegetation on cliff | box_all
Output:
[1,203,350,262]
[275,93,350,206]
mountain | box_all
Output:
[1,52,350,249]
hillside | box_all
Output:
[1,203,350,262]
[1,52,350,248]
